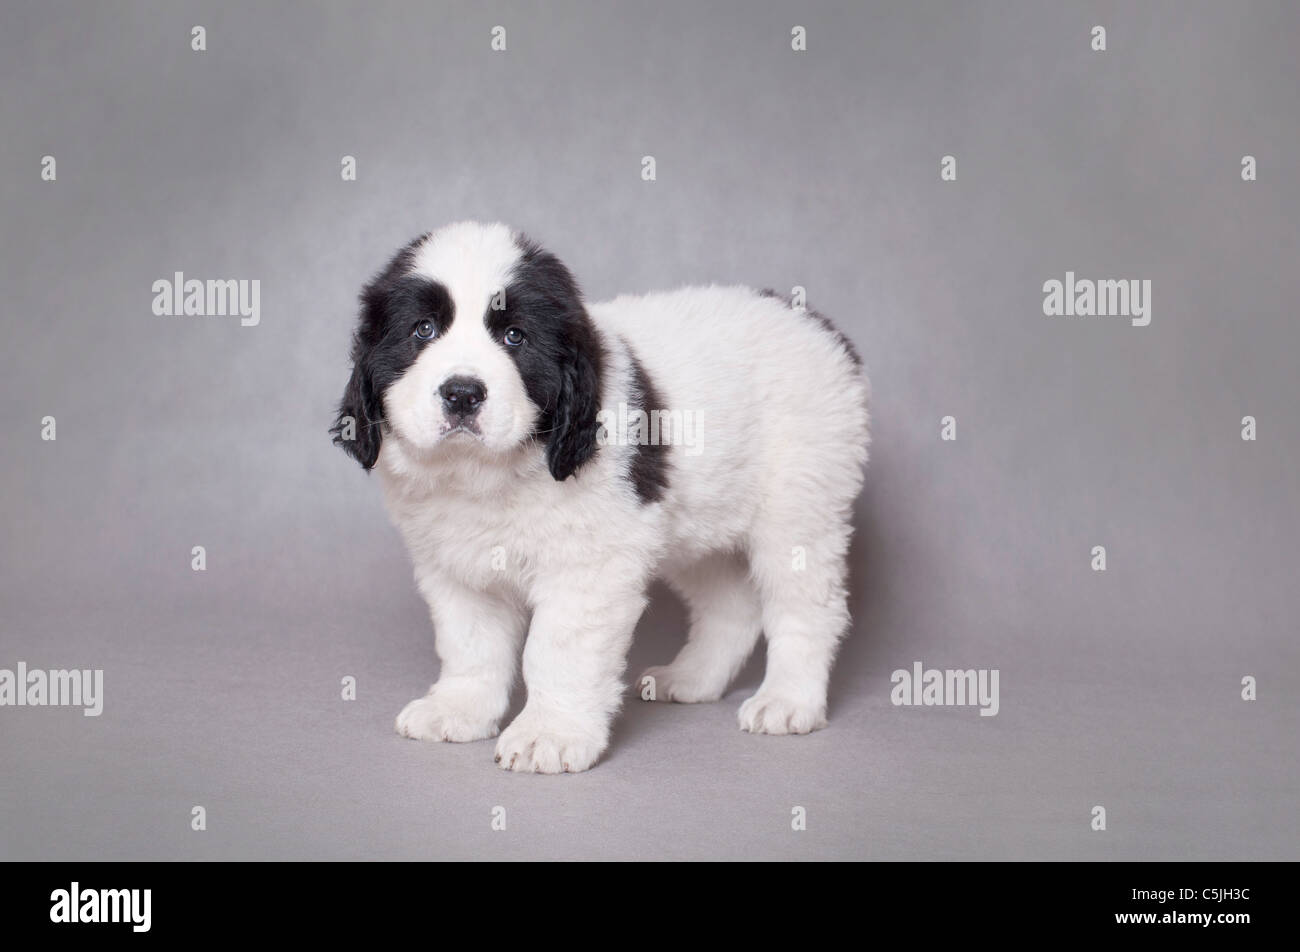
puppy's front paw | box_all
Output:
[494,709,606,774]
[395,688,501,743]
[738,690,827,735]
[638,664,725,703]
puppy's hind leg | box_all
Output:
[740,510,855,735]
[639,551,763,703]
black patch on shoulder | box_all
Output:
[624,350,670,504]
[759,287,862,366]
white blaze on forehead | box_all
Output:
[409,222,522,337]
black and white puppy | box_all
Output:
[334,222,870,773]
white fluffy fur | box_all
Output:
[381,222,870,773]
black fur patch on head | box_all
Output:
[624,351,670,503]
[759,287,862,366]
[332,234,455,469]
[492,234,604,481]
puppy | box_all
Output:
[333,222,870,772]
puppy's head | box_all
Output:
[332,222,602,480]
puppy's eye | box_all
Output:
[503,327,525,347]
[413,320,436,340]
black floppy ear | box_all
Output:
[505,233,604,481]
[546,326,602,481]
[331,352,381,470]
[331,232,431,470]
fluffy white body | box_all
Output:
[347,223,869,773]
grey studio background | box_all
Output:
[2,0,1297,861]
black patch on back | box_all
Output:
[759,287,862,366]
[332,234,455,469]
[624,350,671,504]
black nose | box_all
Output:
[439,376,486,417]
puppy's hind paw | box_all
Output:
[637,665,726,704]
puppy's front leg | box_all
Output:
[396,572,526,743]
[495,578,648,773]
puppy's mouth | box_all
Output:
[440,420,483,440]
